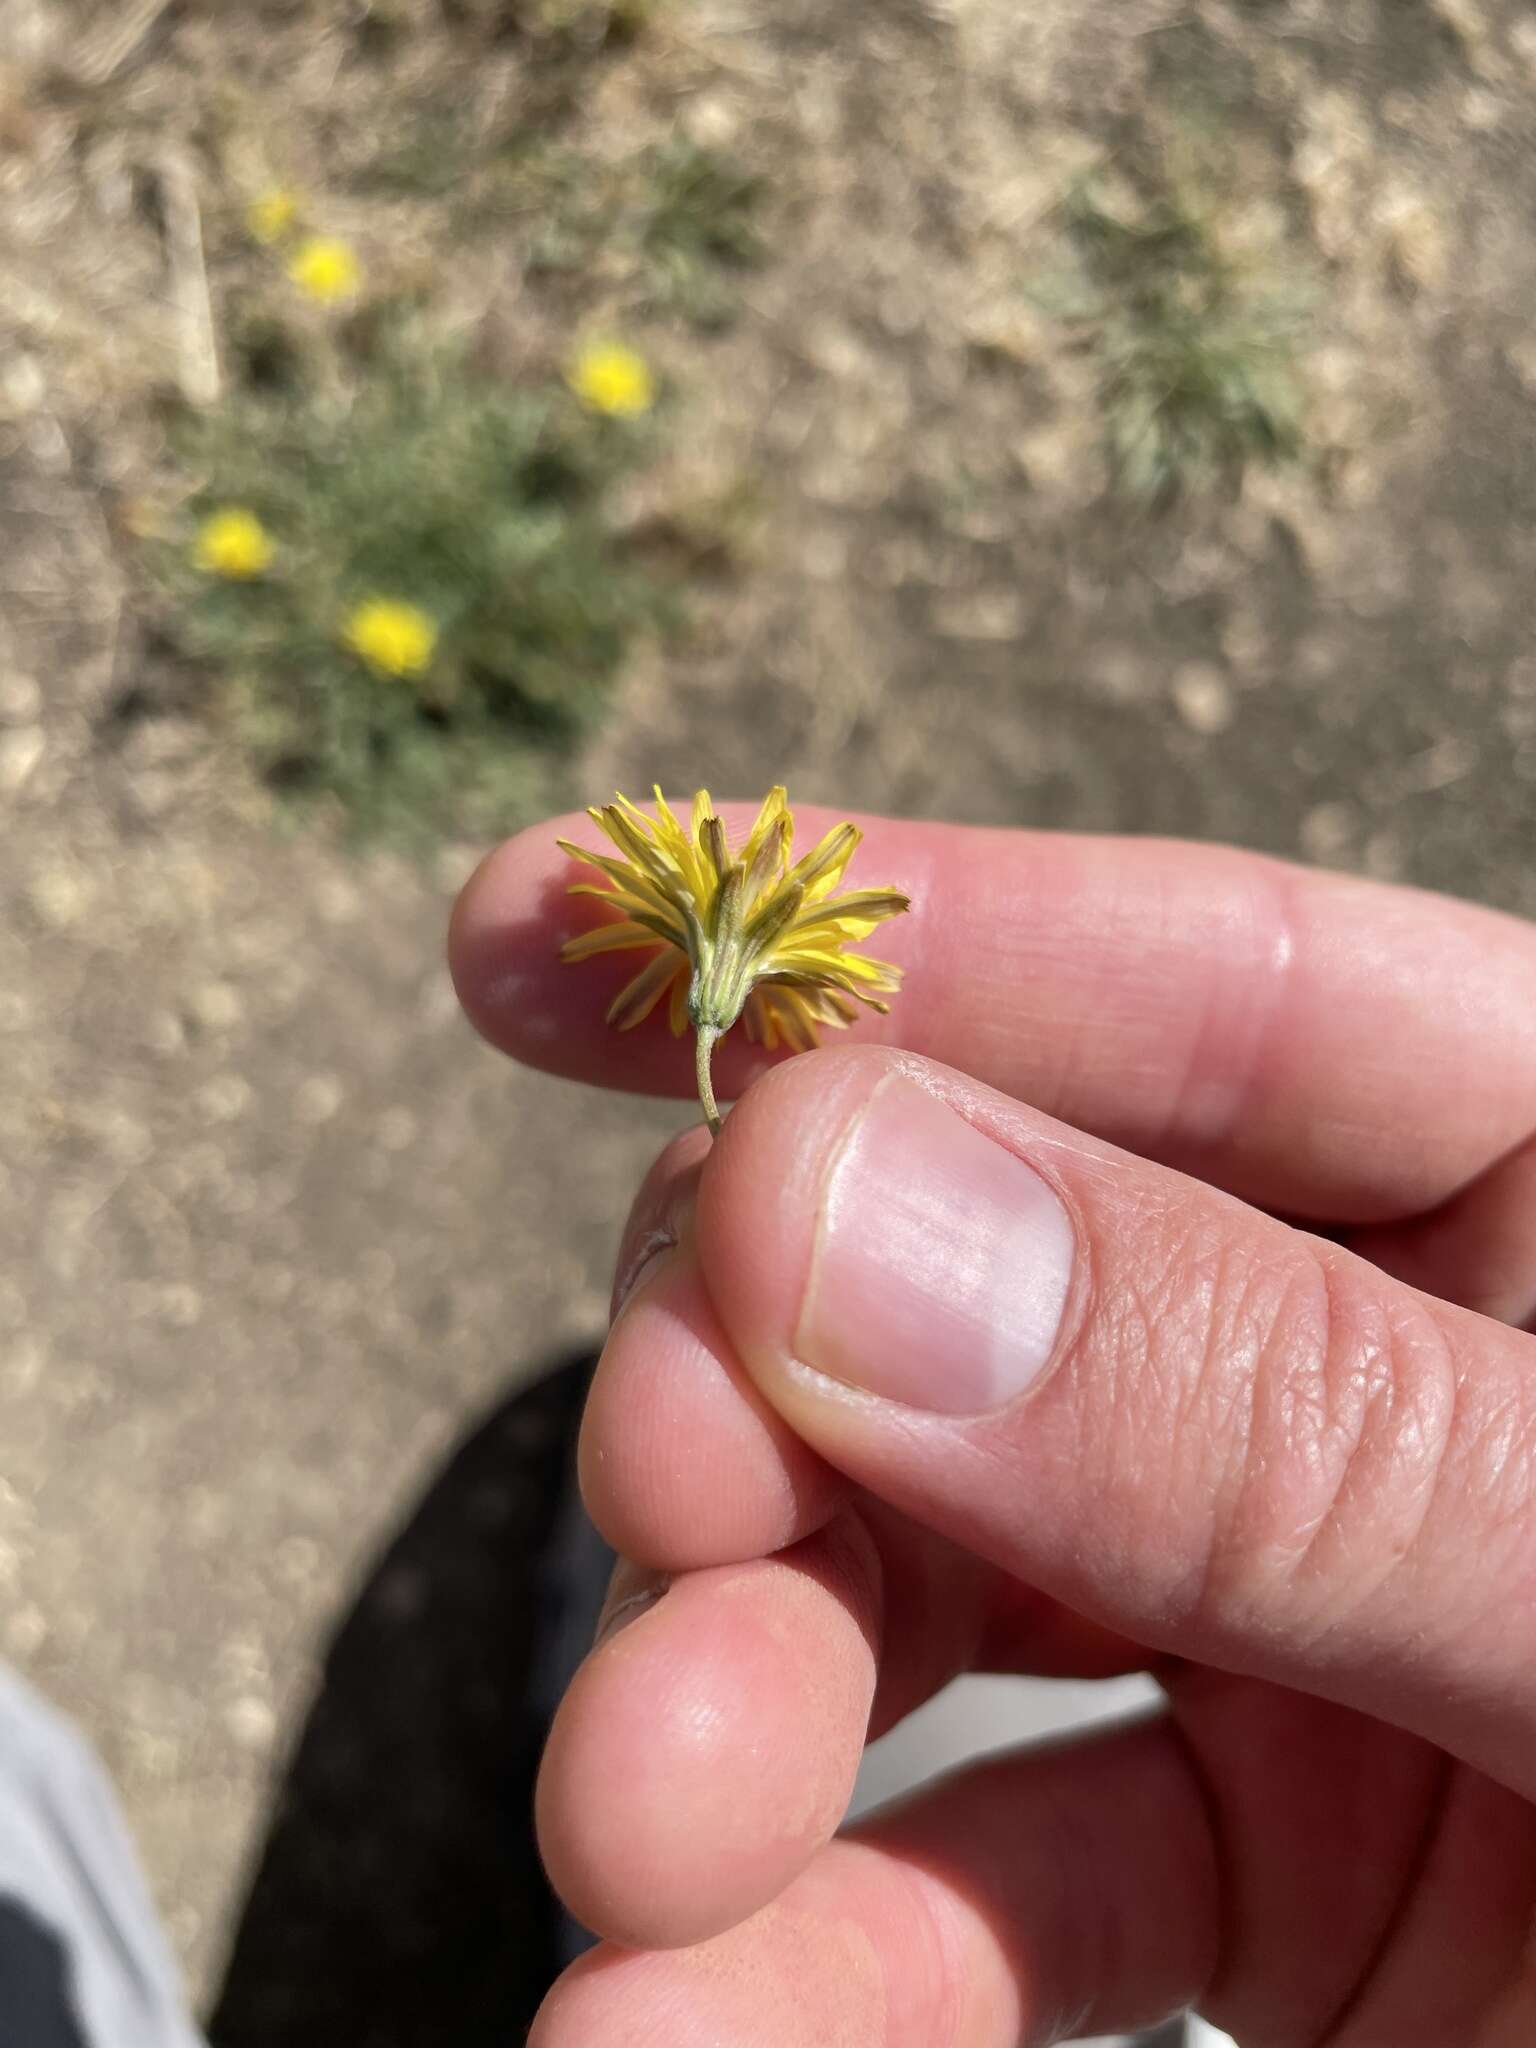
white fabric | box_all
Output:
[0,1664,204,2048]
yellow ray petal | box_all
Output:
[773,991,817,1053]
[565,881,674,919]
[650,786,707,902]
[607,950,684,1031]
[561,923,670,962]
[745,988,778,1049]
[741,785,789,869]
[743,814,791,911]
[612,791,657,834]
[595,804,671,881]
[787,822,860,899]
[556,840,679,918]
[805,988,858,1029]
[690,788,714,853]
[580,903,687,948]
[652,785,685,840]
[668,969,690,1037]
[788,889,910,935]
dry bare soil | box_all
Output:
[2,0,1535,2012]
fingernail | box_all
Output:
[593,1562,668,1647]
[610,1232,677,1325]
[797,1076,1075,1414]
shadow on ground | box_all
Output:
[207,1353,599,2048]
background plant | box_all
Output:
[128,0,768,848]
[1040,157,1312,506]
[150,314,669,844]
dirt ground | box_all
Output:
[3,0,1536,2016]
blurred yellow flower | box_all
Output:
[247,188,302,245]
[288,236,363,304]
[343,598,438,678]
[567,340,655,418]
[194,508,273,580]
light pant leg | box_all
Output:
[0,1663,205,2048]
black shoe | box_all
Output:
[209,1352,604,2048]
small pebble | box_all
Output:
[1172,665,1235,735]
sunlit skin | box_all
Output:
[451,809,1536,2047]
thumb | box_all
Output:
[696,1047,1536,1798]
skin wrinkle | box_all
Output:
[1165,1224,1282,1631]
[1198,1242,1453,1662]
[1449,1383,1536,1575]
[1225,1244,1362,1615]
[1090,1243,1184,1601]
[1404,1352,1536,1738]
[1285,1308,1394,1628]
[1090,1202,1255,1629]
[1284,1270,1457,1639]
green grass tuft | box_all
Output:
[636,136,765,325]
[510,134,764,327]
[150,316,670,845]
[1049,170,1310,507]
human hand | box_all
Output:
[451,810,1536,2047]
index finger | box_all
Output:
[449,806,1536,1221]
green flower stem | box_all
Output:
[695,1025,722,1137]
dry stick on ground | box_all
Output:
[155,146,221,410]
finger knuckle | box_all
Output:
[1199,1238,1462,1642]
[1085,1208,1474,1647]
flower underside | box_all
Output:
[558,786,909,1131]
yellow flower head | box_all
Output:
[342,598,438,678]
[566,340,656,418]
[194,507,273,580]
[288,235,362,304]
[247,188,302,245]
[559,787,909,1131]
